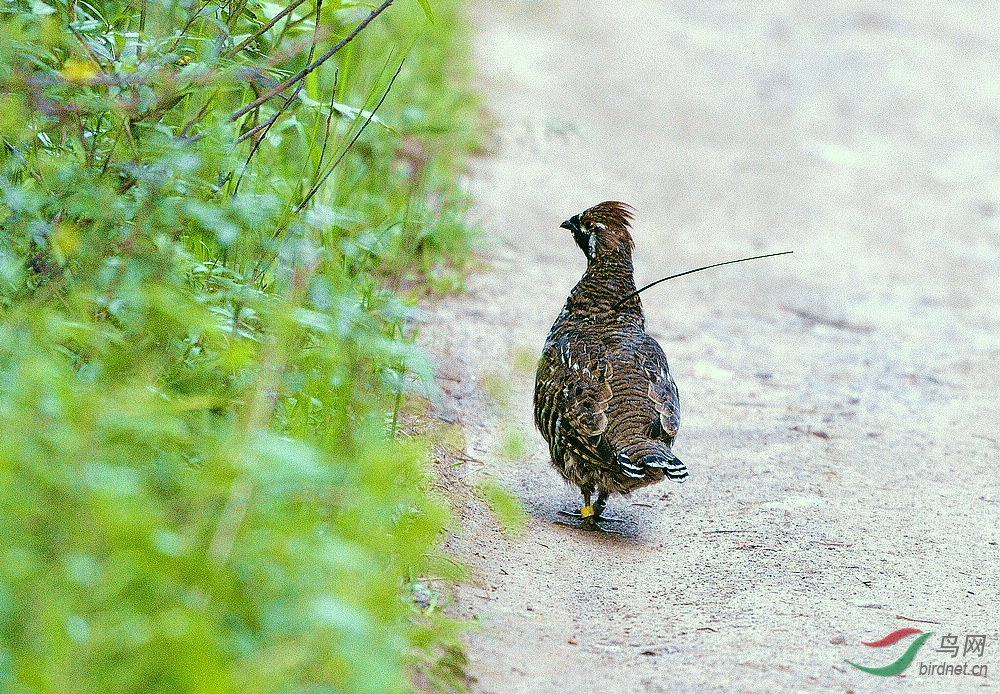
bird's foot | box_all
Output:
[557,506,626,529]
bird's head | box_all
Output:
[560,201,636,263]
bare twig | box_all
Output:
[230,85,297,194]
[137,0,147,62]
[314,73,340,177]
[232,0,324,191]
[229,0,309,55]
[99,129,122,176]
[67,24,109,74]
[227,0,252,34]
[233,110,280,146]
[171,0,215,52]
[896,615,942,625]
[181,96,214,138]
[784,306,875,334]
[230,0,394,122]
[85,112,104,167]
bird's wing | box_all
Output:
[535,338,614,460]
[562,358,613,438]
[637,336,680,441]
[534,344,562,434]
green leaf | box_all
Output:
[28,0,56,15]
[474,478,528,536]
[416,0,435,23]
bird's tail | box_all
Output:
[617,441,688,482]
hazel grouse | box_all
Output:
[533,201,686,528]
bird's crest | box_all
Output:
[581,200,635,252]
[562,201,637,261]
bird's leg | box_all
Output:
[593,491,608,519]
[557,485,597,527]
[579,487,598,529]
[579,486,595,521]
[592,490,625,524]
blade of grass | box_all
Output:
[294,58,404,215]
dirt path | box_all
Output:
[421,3,1000,691]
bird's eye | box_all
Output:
[582,219,594,231]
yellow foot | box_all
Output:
[556,506,624,530]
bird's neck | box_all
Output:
[566,252,642,318]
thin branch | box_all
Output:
[207,477,253,567]
[171,0,214,52]
[231,79,299,189]
[68,24,109,74]
[226,0,252,34]
[229,0,309,55]
[137,0,147,62]
[99,128,122,176]
[232,0,323,191]
[3,137,43,183]
[314,74,340,177]
[131,91,188,125]
[181,95,214,138]
[230,0,394,122]
[85,112,105,167]
[233,110,280,145]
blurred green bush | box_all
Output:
[0,0,479,690]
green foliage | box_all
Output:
[328,1,485,292]
[474,479,528,537]
[497,426,528,462]
[0,0,480,691]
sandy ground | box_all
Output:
[419,2,1000,692]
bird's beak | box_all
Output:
[560,214,580,232]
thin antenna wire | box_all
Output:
[611,251,793,311]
